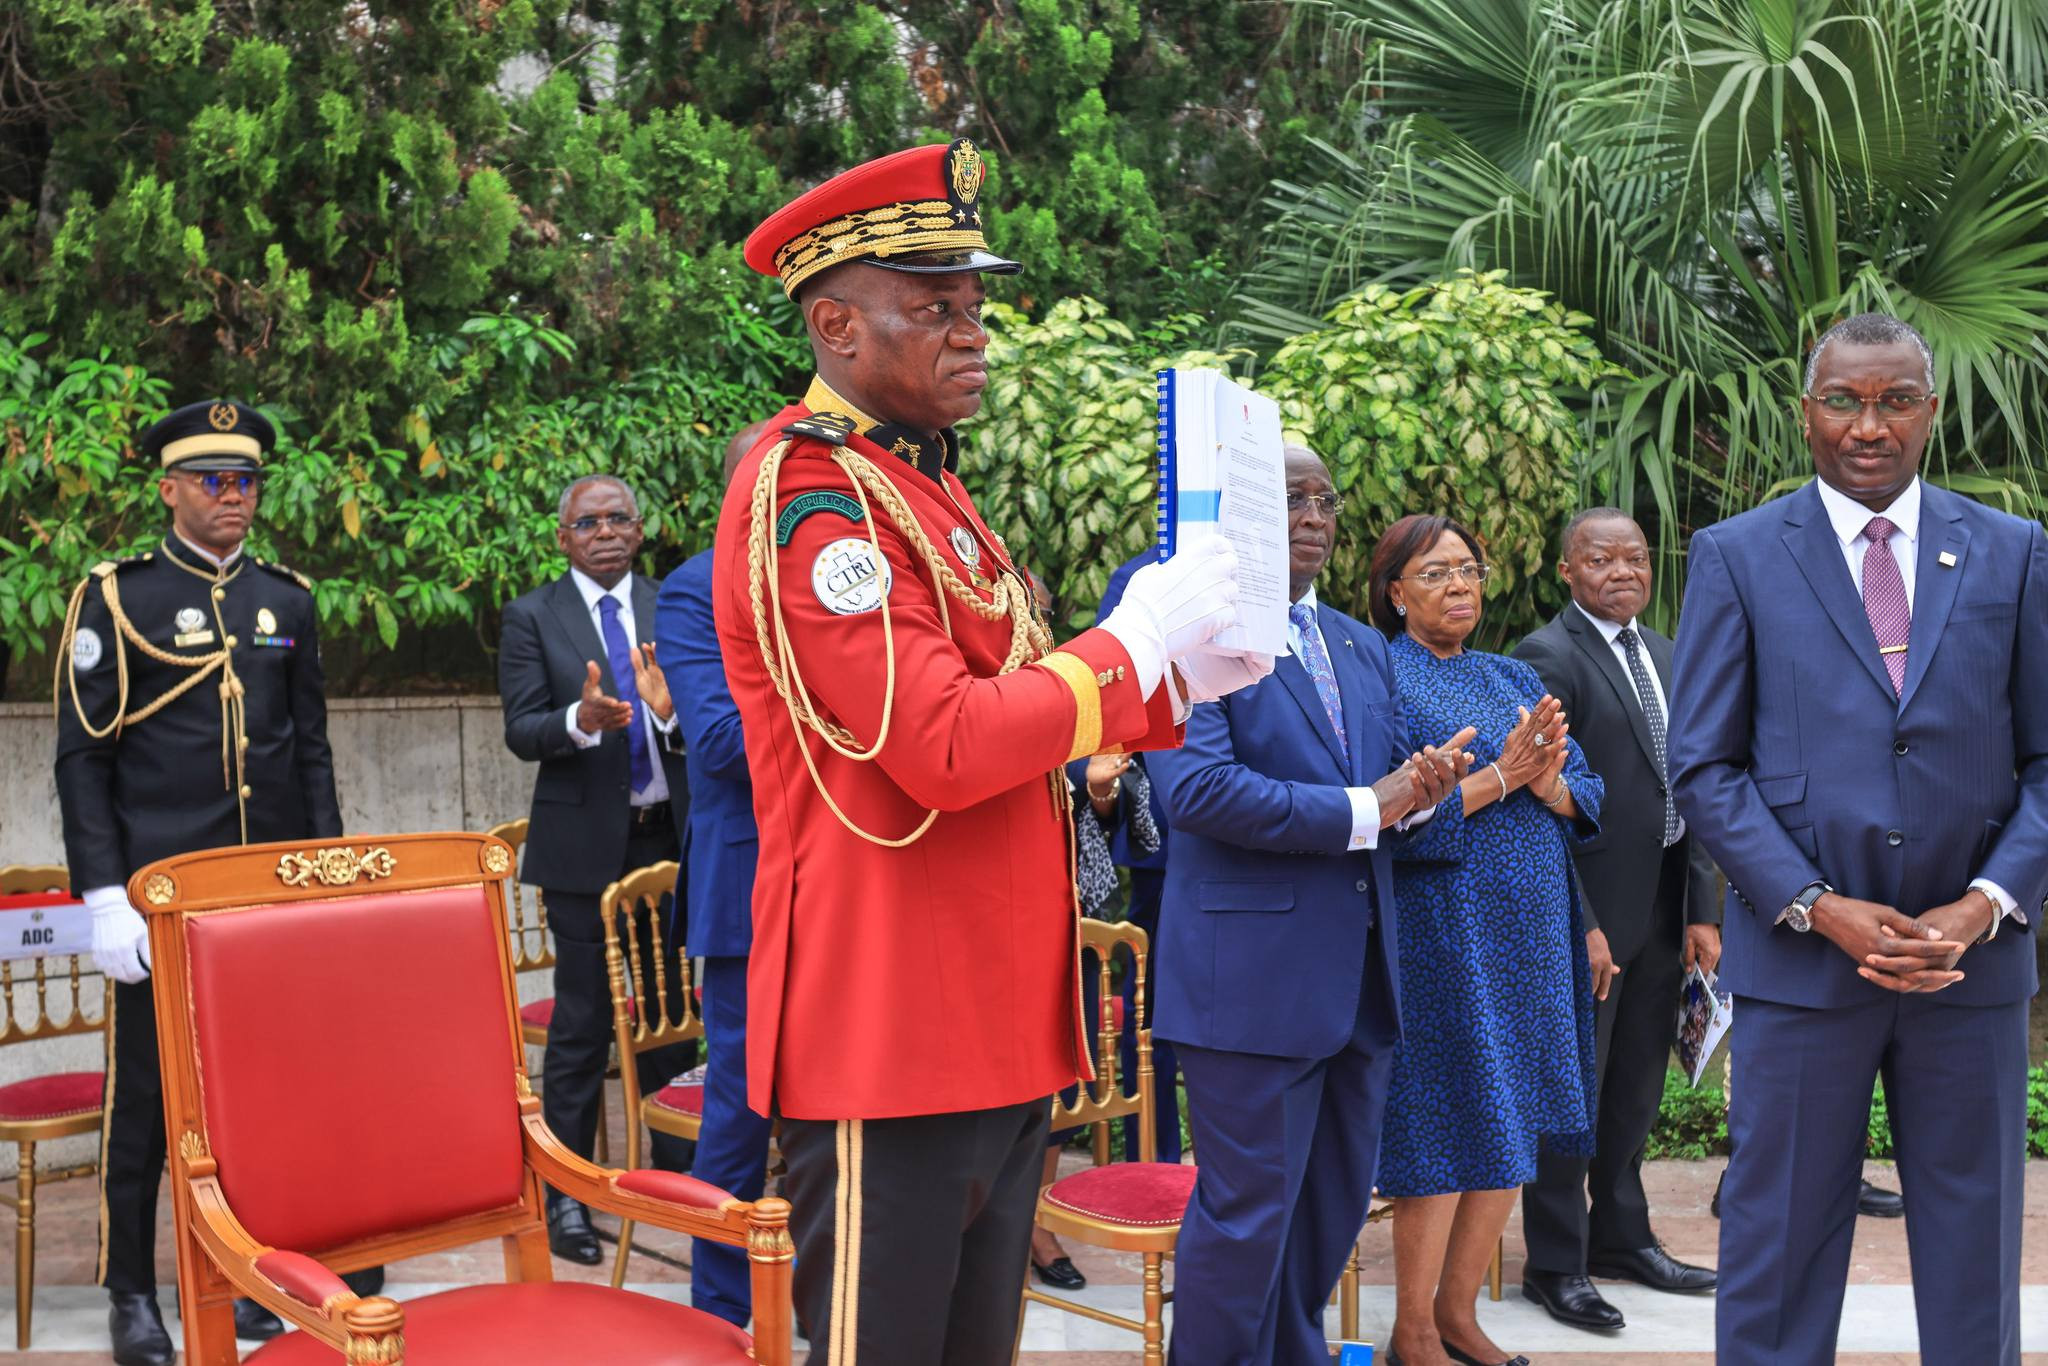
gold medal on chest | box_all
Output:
[256,607,277,635]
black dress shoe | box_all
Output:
[340,1265,386,1297]
[1031,1256,1087,1291]
[234,1296,286,1340]
[547,1194,603,1265]
[1588,1243,1717,1293]
[1441,1341,1529,1366]
[108,1292,176,1366]
[1521,1269,1625,1330]
[1859,1178,1904,1218]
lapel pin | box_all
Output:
[1938,550,1958,567]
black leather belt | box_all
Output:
[630,801,673,829]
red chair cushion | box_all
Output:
[185,886,525,1252]
[1043,1161,1196,1228]
[0,1070,102,1122]
[245,1283,752,1364]
[616,1168,733,1210]
[518,997,553,1030]
[647,1082,704,1117]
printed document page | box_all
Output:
[1163,368,1289,655]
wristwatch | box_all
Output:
[1779,880,1830,933]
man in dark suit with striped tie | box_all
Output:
[1514,509,1720,1332]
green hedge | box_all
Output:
[1647,1064,2048,1161]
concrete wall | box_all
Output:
[0,695,547,1175]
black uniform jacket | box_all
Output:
[54,533,342,890]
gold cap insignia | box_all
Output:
[948,139,986,208]
[208,403,238,432]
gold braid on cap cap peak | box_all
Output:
[773,207,986,298]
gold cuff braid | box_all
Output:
[1036,652,1104,763]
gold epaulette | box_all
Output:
[781,412,858,448]
[251,558,314,591]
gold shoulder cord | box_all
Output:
[746,438,1054,848]
[56,570,252,844]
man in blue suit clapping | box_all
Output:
[653,420,775,1328]
[1150,445,1473,1364]
[1670,314,2043,1366]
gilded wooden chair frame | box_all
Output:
[1019,918,1177,1365]
[0,862,105,1349]
[485,819,554,1046]
[595,860,706,1287]
[129,832,791,1366]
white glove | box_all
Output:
[1099,536,1242,696]
[1176,647,1276,704]
[85,886,151,984]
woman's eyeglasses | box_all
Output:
[1806,392,1932,423]
[564,513,643,535]
[1400,562,1490,589]
[181,472,261,498]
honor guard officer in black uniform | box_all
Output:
[52,400,359,1365]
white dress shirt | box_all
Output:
[1287,586,1435,852]
[1572,601,1685,842]
[563,568,675,806]
[1806,477,2020,926]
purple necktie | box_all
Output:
[597,595,656,793]
[1861,516,1910,695]
[1289,601,1347,758]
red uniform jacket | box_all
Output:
[713,385,1181,1120]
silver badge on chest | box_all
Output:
[175,607,206,634]
[949,527,981,568]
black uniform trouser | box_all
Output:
[540,821,697,1179]
[100,978,168,1294]
[1523,842,1688,1273]
[780,1097,1050,1365]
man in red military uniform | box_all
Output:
[715,139,1265,1361]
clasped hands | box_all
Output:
[1372,725,1478,827]
[575,644,673,734]
[1497,695,1571,798]
[1815,888,1997,994]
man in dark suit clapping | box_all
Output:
[498,475,697,1265]
[1514,509,1720,1332]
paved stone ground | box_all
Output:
[5,1138,2046,1362]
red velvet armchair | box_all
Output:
[129,831,792,1365]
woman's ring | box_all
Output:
[1533,733,1550,747]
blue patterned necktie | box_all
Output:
[597,594,655,793]
[1289,601,1347,758]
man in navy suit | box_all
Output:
[1150,446,1473,1364]
[1670,313,2043,1366]
[653,423,775,1328]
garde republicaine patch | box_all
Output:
[777,491,866,546]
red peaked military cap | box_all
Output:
[744,138,1021,298]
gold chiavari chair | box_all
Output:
[1015,919,1191,1366]
[597,861,706,1288]
[0,863,107,1348]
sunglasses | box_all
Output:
[180,472,262,498]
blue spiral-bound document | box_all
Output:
[1154,366,1290,654]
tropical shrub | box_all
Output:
[1257,271,1620,647]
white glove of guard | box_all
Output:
[85,886,151,984]
[1099,535,1242,697]
[1176,647,1276,704]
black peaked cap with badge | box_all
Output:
[140,399,276,473]
[54,400,338,893]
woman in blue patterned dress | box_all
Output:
[1370,515,1602,1366]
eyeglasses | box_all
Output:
[1400,561,1490,589]
[564,513,643,535]
[1805,392,1933,423]
[1286,491,1346,517]
[181,472,261,498]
